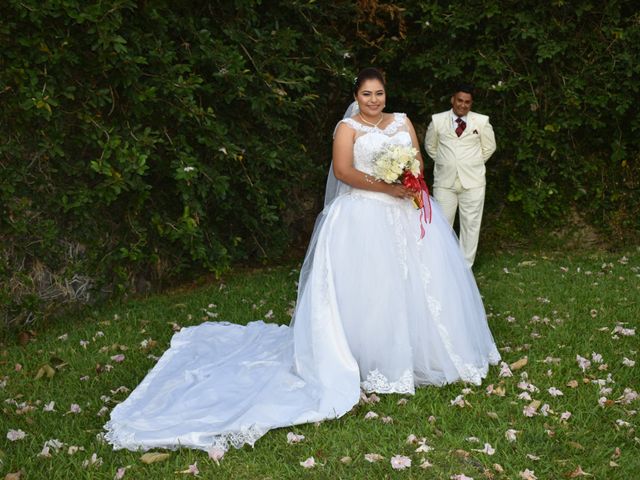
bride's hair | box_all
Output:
[353,67,385,95]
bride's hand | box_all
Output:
[386,184,416,199]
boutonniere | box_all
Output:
[473,129,479,134]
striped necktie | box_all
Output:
[455,117,466,137]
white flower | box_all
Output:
[612,325,635,336]
[415,440,434,453]
[622,357,636,367]
[7,429,26,441]
[517,381,539,393]
[299,457,315,468]
[364,453,384,462]
[498,362,513,377]
[364,411,379,420]
[505,429,518,442]
[560,411,572,421]
[206,446,226,464]
[519,469,538,480]
[39,439,63,457]
[183,166,196,172]
[548,387,563,397]
[365,393,380,404]
[44,438,64,451]
[43,401,56,412]
[97,406,109,417]
[576,355,591,372]
[472,443,495,455]
[371,144,420,183]
[619,388,638,404]
[286,432,305,444]
[82,453,103,468]
[390,455,412,470]
[186,462,199,475]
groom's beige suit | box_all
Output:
[425,109,496,267]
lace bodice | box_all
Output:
[340,113,411,175]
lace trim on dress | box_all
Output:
[104,420,266,452]
[421,269,500,386]
[386,207,409,279]
[341,113,407,135]
[361,368,415,395]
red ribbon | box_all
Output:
[402,172,432,239]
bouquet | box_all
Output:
[371,144,423,209]
[371,144,420,184]
[371,143,432,238]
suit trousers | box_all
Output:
[434,176,485,268]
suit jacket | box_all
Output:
[424,110,496,189]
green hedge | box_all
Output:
[361,0,639,233]
[1,0,638,330]
[0,0,355,328]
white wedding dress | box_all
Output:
[105,112,500,452]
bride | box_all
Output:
[105,67,500,452]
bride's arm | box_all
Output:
[405,117,425,173]
[332,123,414,199]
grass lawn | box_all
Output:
[1,248,639,479]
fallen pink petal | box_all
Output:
[519,469,538,480]
[207,446,225,464]
[299,456,315,468]
[364,453,384,463]
[390,454,411,470]
[286,432,305,444]
[7,429,26,441]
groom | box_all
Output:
[424,83,496,268]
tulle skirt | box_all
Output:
[105,190,500,451]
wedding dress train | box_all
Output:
[105,112,500,451]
